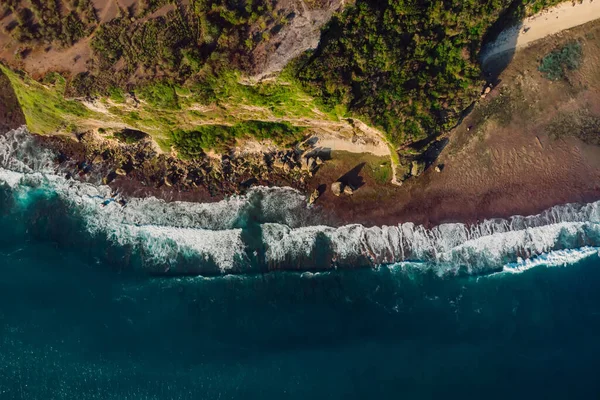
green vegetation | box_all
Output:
[539,41,583,81]
[114,129,150,144]
[291,0,567,148]
[0,65,92,134]
[81,0,290,95]
[172,120,306,157]
[137,81,180,110]
[2,0,97,47]
[108,86,126,103]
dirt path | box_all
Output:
[482,0,600,64]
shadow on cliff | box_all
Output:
[479,0,527,83]
[0,67,25,133]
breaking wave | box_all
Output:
[1,126,599,276]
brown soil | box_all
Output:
[309,19,600,227]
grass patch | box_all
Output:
[108,86,125,103]
[370,161,392,185]
[172,120,306,157]
[0,65,92,134]
[539,41,583,81]
[136,81,179,110]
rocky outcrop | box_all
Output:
[308,188,320,205]
[251,0,346,79]
[0,70,26,133]
[331,181,343,196]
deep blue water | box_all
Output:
[2,217,600,399]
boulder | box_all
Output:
[331,181,344,196]
[316,157,324,166]
[308,189,320,205]
[343,185,354,196]
[410,161,425,177]
[115,168,127,176]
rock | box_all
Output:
[343,185,354,196]
[308,189,320,205]
[115,168,127,176]
[484,86,491,94]
[164,176,173,187]
[434,165,442,173]
[307,157,316,171]
[411,161,425,177]
[316,157,324,166]
[331,181,344,196]
[301,156,313,171]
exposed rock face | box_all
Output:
[0,70,26,133]
[308,188,320,205]
[331,181,343,196]
[251,0,346,79]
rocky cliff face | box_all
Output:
[0,70,25,133]
[250,0,346,79]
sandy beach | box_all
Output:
[482,0,600,64]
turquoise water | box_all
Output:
[1,127,600,399]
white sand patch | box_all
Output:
[482,0,600,64]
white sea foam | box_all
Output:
[502,247,600,274]
[1,126,599,275]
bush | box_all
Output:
[539,41,583,81]
[137,81,179,109]
[172,120,305,157]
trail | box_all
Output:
[482,0,600,64]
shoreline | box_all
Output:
[25,127,599,231]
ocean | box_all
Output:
[1,127,600,399]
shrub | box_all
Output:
[172,120,305,157]
[137,82,179,109]
[539,41,583,81]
